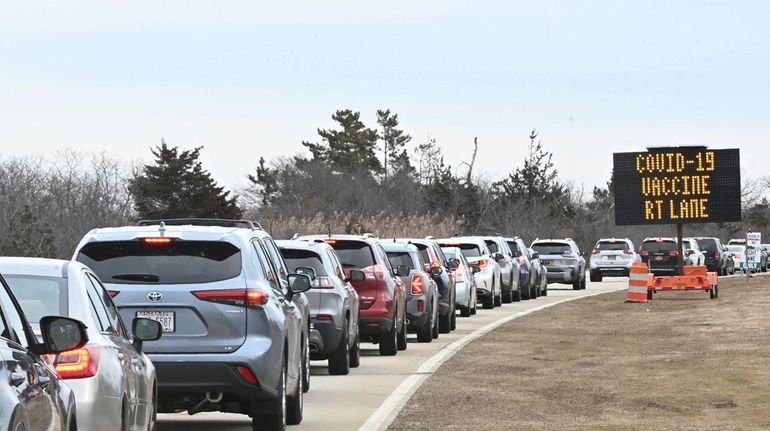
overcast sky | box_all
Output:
[1,1,767,193]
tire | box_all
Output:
[482,294,494,309]
[301,337,310,392]
[328,325,350,375]
[439,308,451,333]
[252,355,286,431]
[349,329,361,368]
[647,290,654,301]
[121,400,129,431]
[432,310,440,339]
[494,293,502,307]
[710,285,717,299]
[148,385,157,431]
[572,277,581,290]
[378,319,398,356]
[416,313,433,342]
[501,287,513,303]
[460,305,471,317]
[450,304,456,330]
[286,353,303,426]
[397,315,407,351]
[521,280,531,300]
[590,271,602,282]
[581,276,587,290]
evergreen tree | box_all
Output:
[377,109,414,181]
[129,140,242,219]
[302,110,381,175]
[494,130,566,202]
[247,157,278,207]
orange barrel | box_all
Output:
[626,262,649,303]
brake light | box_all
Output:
[641,250,649,256]
[410,275,424,295]
[51,345,100,379]
[623,249,633,255]
[311,276,334,289]
[192,289,269,308]
[477,259,489,269]
[316,314,333,321]
[669,250,679,256]
[431,260,441,268]
[715,250,721,259]
[592,248,600,255]
[656,239,663,243]
[142,237,174,246]
[417,299,425,312]
[235,366,258,385]
[324,239,337,245]
[107,290,120,298]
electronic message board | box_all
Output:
[613,147,741,225]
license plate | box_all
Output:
[654,256,664,261]
[543,260,552,265]
[607,256,616,261]
[136,311,175,333]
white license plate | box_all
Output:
[607,256,616,261]
[655,256,664,261]
[136,311,175,333]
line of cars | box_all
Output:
[1,219,571,430]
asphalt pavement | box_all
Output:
[157,277,628,431]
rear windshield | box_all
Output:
[77,240,242,284]
[440,243,483,259]
[411,244,431,265]
[387,252,417,270]
[3,275,67,324]
[506,241,520,254]
[641,241,677,252]
[532,243,570,255]
[696,238,718,252]
[484,240,498,253]
[597,242,629,251]
[328,240,375,268]
[727,245,745,254]
[280,248,327,276]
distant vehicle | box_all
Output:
[727,244,748,272]
[277,240,362,375]
[298,234,408,356]
[0,257,162,431]
[588,238,641,282]
[503,236,542,298]
[527,247,549,296]
[640,237,681,276]
[472,235,522,302]
[695,237,730,275]
[395,238,457,333]
[436,238,501,309]
[762,245,770,270]
[0,271,87,431]
[722,246,736,275]
[74,219,312,429]
[441,246,478,316]
[383,242,440,342]
[531,238,586,290]
[681,237,706,266]
[727,239,767,271]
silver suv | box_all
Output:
[277,240,361,376]
[73,219,312,429]
[589,238,641,282]
[531,238,586,290]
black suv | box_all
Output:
[640,237,680,276]
[695,237,729,275]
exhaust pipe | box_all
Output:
[206,392,223,403]
[188,392,224,415]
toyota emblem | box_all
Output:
[147,291,163,302]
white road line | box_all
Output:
[359,286,627,431]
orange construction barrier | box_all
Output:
[648,266,719,300]
[626,263,649,303]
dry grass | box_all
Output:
[390,276,770,431]
[258,211,463,240]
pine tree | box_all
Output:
[494,130,566,202]
[302,110,381,175]
[377,109,413,181]
[129,140,242,219]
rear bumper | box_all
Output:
[454,281,470,306]
[359,316,394,336]
[545,266,578,283]
[309,320,343,358]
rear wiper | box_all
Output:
[111,273,160,282]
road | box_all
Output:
[157,278,627,431]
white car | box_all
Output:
[437,238,501,309]
[0,257,162,431]
[682,237,706,266]
[589,238,641,282]
[727,245,748,272]
[441,246,478,317]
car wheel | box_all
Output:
[329,324,350,375]
[581,276,587,290]
[432,309,440,339]
[572,276,581,290]
[417,310,433,342]
[252,353,286,430]
[301,337,310,392]
[439,306,451,333]
[349,328,361,368]
[521,280,530,300]
[501,277,513,303]
[450,303,456,330]
[121,399,129,431]
[397,315,408,351]
[286,352,303,426]
[460,305,471,317]
[379,318,398,356]
[482,293,494,309]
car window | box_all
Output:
[84,273,115,334]
[387,251,416,270]
[281,248,327,276]
[325,250,344,278]
[532,243,571,255]
[252,240,282,292]
[440,243,483,259]
[78,240,242,285]
[696,238,718,252]
[431,243,448,265]
[376,245,394,272]
[328,240,376,268]
[597,242,629,251]
[414,245,431,266]
[484,240,498,253]
[0,281,32,347]
[4,275,67,326]
[641,241,677,252]
[263,239,290,289]
[86,273,128,338]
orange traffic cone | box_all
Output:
[626,263,649,303]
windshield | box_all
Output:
[597,242,629,251]
[642,241,677,253]
[3,275,67,325]
[484,240,498,253]
[439,243,483,259]
[280,248,327,276]
[77,240,242,284]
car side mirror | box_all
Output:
[396,265,411,277]
[347,269,366,283]
[493,252,505,262]
[430,266,442,277]
[470,265,481,274]
[531,252,539,260]
[686,249,695,255]
[294,266,317,280]
[36,316,88,355]
[132,317,162,353]
[514,250,522,258]
[448,258,460,270]
[288,273,312,294]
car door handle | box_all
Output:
[9,372,25,387]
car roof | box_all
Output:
[596,238,632,242]
[80,224,265,243]
[642,237,676,242]
[275,239,333,253]
[297,234,378,245]
[532,238,572,244]
[0,257,87,278]
[381,242,418,253]
[436,237,487,247]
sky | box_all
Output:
[1,1,768,193]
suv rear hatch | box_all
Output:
[532,242,576,268]
[76,239,248,354]
[695,238,720,268]
[325,240,380,310]
[593,240,632,265]
[641,240,679,273]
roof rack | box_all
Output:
[451,232,502,237]
[137,218,262,230]
[363,232,378,239]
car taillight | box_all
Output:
[410,275,424,295]
[311,276,334,289]
[453,266,465,282]
[108,290,120,298]
[714,250,721,259]
[235,366,258,385]
[477,259,489,269]
[641,250,649,256]
[592,248,600,255]
[562,251,575,258]
[192,289,269,309]
[623,249,633,255]
[142,237,175,246]
[669,250,679,256]
[50,345,100,379]
[431,260,442,268]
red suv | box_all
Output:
[298,235,407,356]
